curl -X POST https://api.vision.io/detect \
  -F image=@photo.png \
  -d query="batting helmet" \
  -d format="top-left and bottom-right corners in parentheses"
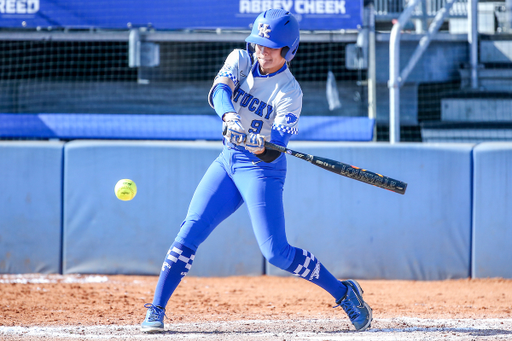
top-left (245, 9), bottom-right (300, 62)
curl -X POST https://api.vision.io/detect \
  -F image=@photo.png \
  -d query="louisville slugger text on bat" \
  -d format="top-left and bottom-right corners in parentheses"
top-left (264, 141), bottom-right (407, 195)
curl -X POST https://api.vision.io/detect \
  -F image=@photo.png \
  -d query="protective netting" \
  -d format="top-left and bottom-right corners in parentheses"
top-left (0, 38), bottom-right (367, 121)
top-left (1, 0), bottom-right (511, 142)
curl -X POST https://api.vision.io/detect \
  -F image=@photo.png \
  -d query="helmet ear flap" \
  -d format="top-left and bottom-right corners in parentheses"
top-left (248, 44), bottom-right (292, 60)
top-left (281, 46), bottom-right (299, 61)
top-left (280, 46), bottom-right (290, 59)
top-left (291, 46), bottom-right (299, 58)
top-left (246, 42), bottom-right (256, 57)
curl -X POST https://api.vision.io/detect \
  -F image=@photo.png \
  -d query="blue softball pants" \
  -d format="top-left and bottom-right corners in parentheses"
top-left (175, 144), bottom-right (296, 270)
top-left (151, 143), bottom-right (347, 308)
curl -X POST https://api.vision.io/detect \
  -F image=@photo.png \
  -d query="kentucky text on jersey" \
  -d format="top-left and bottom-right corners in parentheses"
top-left (233, 88), bottom-right (274, 120)
top-left (0, 0), bottom-right (39, 14)
top-left (239, 0), bottom-right (346, 14)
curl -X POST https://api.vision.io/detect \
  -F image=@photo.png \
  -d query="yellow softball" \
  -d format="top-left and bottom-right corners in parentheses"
top-left (114, 179), bottom-right (137, 201)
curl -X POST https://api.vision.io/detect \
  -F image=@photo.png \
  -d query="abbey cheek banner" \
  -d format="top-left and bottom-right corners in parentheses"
top-left (0, 0), bottom-right (362, 30)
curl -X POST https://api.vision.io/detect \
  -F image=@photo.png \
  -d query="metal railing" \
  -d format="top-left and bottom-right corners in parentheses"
top-left (375, 0), bottom-right (468, 19)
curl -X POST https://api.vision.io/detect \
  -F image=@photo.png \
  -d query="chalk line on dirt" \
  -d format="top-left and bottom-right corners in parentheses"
top-left (2, 318), bottom-right (512, 340)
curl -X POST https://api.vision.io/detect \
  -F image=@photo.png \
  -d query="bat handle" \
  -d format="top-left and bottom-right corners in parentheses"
top-left (264, 141), bottom-right (286, 153)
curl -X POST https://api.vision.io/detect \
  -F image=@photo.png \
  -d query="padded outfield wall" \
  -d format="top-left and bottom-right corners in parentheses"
top-left (1, 140), bottom-right (511, 279)
top-left (62, 140), bottom-right (261, 276)
top-left (270, 142), bottom-right (474, 280)
top-left (0, 141), bottom-right (64, 274)
top-left (472, 143), bottom-right (512, 279)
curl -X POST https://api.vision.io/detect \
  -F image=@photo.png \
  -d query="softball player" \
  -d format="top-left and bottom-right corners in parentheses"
top-left (141, 9), bottom-right (372, 333)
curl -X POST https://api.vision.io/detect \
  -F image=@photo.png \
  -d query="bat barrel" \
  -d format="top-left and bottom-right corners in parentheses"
top-left (312, 156), bottom-right (407, 195)
top-left (265, 141), bottom-right (407, 195)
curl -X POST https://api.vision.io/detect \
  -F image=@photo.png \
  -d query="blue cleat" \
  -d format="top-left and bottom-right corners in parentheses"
top-left (140, 303), bottom-right (166, 333)
top-left (335, 279), bottom-right (373, 331)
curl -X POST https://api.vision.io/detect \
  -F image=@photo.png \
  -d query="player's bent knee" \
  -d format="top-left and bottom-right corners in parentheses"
top-left (261, 243), bottom-right (294, 270)
top-left (175, 220), bottom-right (213, 252)
top-left (266, 254), bottom-right (289, 270)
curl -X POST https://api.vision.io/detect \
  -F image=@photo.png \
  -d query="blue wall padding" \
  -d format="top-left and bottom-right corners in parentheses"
top-left (3, 141), bottom-right (483, 280)
top-left (267, 142), bottom-right (474, 280)
top-left (472, 143), bottom-right (512, 278)
top-left (0, 141), bottom-right (64, 274)
top-left (0, 114), bottom-right (223, 140)
top-left (62, 140), bottom-right (261, 276)
top-left (0, 114), bottom-right (374, 142)
top-left (292, 116), bottom-right (374, 141)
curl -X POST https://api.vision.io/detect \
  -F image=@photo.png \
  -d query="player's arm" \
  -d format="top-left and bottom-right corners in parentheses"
top-left (251, 130), bottom-right (292, 162)
top-left (212, 81), bottom-right (246, 145)
top-left (247, 86), bottom-right (302, 160)
top-left (208, 49), bottom-right (250, 110)
top-left (209, 50), bottom-right (252, 145)
top-left (211, 81), bottom-right (236, 119)
top-left (246, 119), bottom-right (297, 160)
top-left (209, 77), bottom-right (235, 118)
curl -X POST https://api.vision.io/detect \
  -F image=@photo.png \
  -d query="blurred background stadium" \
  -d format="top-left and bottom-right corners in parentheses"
top-left (1, 0), bottom-right (512, 280)
top-left (1, 0), bottom-right (511, 141)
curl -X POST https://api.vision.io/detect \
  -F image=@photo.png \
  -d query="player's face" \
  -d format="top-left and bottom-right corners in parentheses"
top-left (254, 44), bottom-right (286, 75)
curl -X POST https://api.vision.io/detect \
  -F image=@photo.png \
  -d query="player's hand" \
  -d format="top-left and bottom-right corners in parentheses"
top-left (245, 133), bottom-right (265, 154)
top-left (222, 112), bottom-right (246, 145)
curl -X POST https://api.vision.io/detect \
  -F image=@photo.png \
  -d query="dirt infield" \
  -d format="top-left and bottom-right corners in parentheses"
top-left (1, 274), bottom-right (512, 340)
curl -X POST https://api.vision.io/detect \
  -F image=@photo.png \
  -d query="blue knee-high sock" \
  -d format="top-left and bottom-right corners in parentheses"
top-left (286, 248), bottom-right (347, 302)
top-left (152, 241), bottom-right (195, 308)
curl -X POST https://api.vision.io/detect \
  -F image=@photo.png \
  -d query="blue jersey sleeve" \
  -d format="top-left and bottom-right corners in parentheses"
top-left (207, 49), bottom-right (251, 109)
top-left (270, 128), bottom-right (292, 147)
top-left (211, 83), bottom-right (236, 119)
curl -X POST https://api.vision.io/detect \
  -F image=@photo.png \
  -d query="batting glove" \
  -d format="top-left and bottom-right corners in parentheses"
top-left (222, 112), bottom-right (246, 145)
top-left (245, 133), bottom-right (265, 154)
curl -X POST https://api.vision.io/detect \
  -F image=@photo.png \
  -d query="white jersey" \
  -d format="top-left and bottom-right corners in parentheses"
top-left (208, 49), bottom-right (303, 141)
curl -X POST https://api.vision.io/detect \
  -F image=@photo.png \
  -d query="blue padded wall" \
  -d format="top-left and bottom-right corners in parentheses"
top-left (63, 140), bottom-right (261, 276)
top-left (3, 140), bottom-right (481, 279)
top-left (0, 141), bottom-right (64, 274)
top-left (267, 142), bottom-right (474, 280)
top-left (0, 114), bottom-right (374, 142)
top-left (472, 143), bottom-right (512, 278)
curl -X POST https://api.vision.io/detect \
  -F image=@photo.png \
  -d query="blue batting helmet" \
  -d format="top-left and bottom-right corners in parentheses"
top-left (245, 9), bottom-right (300, 62)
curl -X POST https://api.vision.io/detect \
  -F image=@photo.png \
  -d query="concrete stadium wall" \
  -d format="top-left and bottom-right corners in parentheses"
top-left (2, 140), bottom-right (512, 279)
top-left (0, 141), bottom-right (64, 274)
top-left (472, 143), bottom-right (512, 278)
top-left (268, 142), bottom-right (475, 280)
